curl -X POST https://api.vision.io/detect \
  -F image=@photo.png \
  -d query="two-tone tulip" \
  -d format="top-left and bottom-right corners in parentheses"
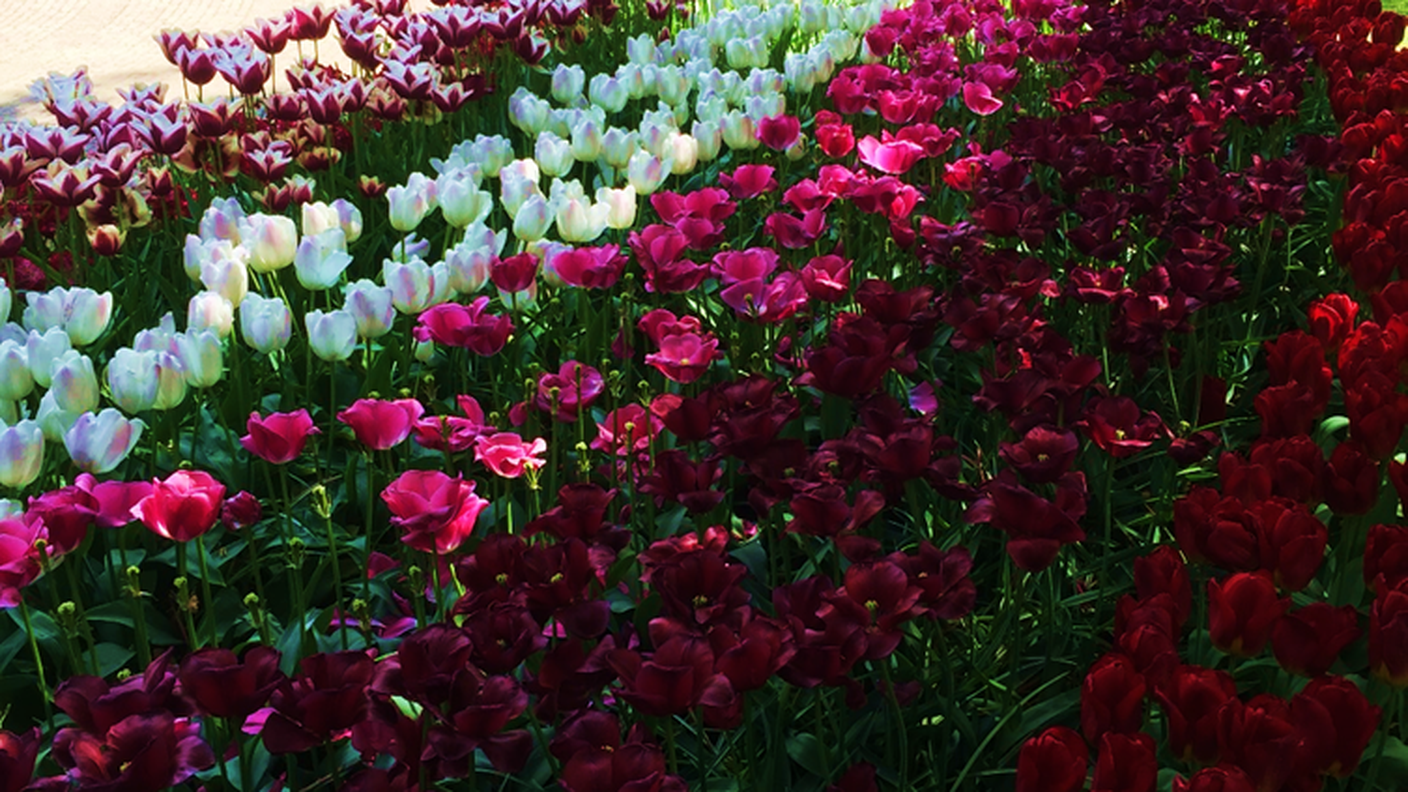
top-left (49, 350), bottom-right (98, 413)
top-left (64, 408), bottom-right (144, 474)
top-left (305, 309), bottom-right (358, 362)
top-left (343, 280), bottom-right (395, 339)
top-left (0, 420), bottom-right (43, 489)
top-left (239, 293), bottom-right (293, 354)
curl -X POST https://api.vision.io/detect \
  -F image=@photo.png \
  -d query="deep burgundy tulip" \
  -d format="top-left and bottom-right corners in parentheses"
top-left (25, 484), bottom-right (98, 555)
top-left (337, 398), bottom-right (425, 450)
top-left (50, 711), bottom-right (214, 791)
top-left (1090, 732), bottom-right (1157, 792)
top-left (1207, 571), bottom-right (1289, 658)
top-left (1172, 766), bottom-right (1256, 792)
top-left (608, 632), bottom-right (731, 718)
top-left (220, 490), bottom-right (262, 530)
top-left (0, 728), bottom-right (40, 791)
top-left (1252, 498), bottom-right (1327, 592)
top-left (965, 469), bottom-right (1085, 572)
top-left (1156, 664), bottom-right (1238, 765)
top-left (1365, 523), bottom-right (1408, 592)
top-left (890, 542), bottom-right (975, 620)
top-left (1272, 603), bottom-right (1360, 677)
top-left (178, 646), bottom-right (284, 720)
top-left (1370, 579), bottom-right (1408, 687)
top-left (1172, 486), bottom-right (1261, 571)
top-left (820, 561), bottom-right (925, 661)
top-left (1215, 695), bottom-right (1299, 792)
top-left (131, 470), bottom-right (227, 543)
top-left (377, 623), bottom-right (474, 707)
top-left (1134, 546), bottom-right (1192, 628)
top-left (263, 650), bottom-right (376, 753)
top-left (240, 409), bottom-right (319, 464)
top-left (1081, 653), bottom-right (1148, 744)
top-left (999, 425), bottom-right (1079, 484)
top-left (1290, 675), bottom-right (1381, 778)
top-left (1014, 726), bottom-right (1087, 792)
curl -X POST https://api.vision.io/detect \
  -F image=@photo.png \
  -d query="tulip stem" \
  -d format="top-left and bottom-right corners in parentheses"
top-left (324, 510), bottom-right (349, 650)
top-left (196, 535), bottom-right (218, 646)
top-left (176, 544), bottom-right (202, 650)
top-left (62, 560), bottom-right (102, 674)
top-left (1365, 689), bottom-right (1403, 791)
top-left (17, 598), bottom-right (54, 725)
top-left (879, 659), bottom-right (909, 791)
top-left (363, 450), bottom-right (377, 601)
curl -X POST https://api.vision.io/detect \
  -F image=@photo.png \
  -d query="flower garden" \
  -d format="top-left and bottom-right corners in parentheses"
top-left (0, 0), bottom-right (1405, 788)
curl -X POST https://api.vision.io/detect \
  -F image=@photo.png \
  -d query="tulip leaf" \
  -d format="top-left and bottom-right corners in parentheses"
top-left (785, 732), bottom-right (827, 778)
top-left (0, 627), bottom-right (25, 674)
top-left (1377, 734), bottom-right (1408, 784)
top-left (94, 642), bottom-right (135, 677)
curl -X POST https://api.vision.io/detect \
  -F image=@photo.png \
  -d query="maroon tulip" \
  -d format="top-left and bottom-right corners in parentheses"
top-left (1134, 546), bottom-right (1191, 628)
top-left (263, 651), bottom-right (376, 753)
top-left (1215, 695), bottom-right (1299, 792)
top-left (1252, 498), bottom-right (1327, 592)
top-left (377, 624), bottom-right (474, 707)
top-left (1365, 522), bottom-right (1408, 592)
top-left (1081, 653), bottom-right (1147, 744)
top-left (50, 712), bottom-right (214, 791)
top-left (999, 425), bottom-right (1079, 484)
top-left (1090, 732), bottom-right (1157, 792)
top-left (240, 409), bottom-right (319, 464)
top-left (607, 632), bottom-right (730, 718)
top-left (891, 542), bottom-right (976, 620)
top-left (1173, 487), bottom-right (1260, 571)
top-left (1015, 726), bottom-right (1087, 792)
top-left (965, 469), bottom-right (1085, 572)
top-left (1290, 675), bottom-right (1381, 778)
top-left (131, 470), bottom-right (227, 543)
top-left (1156, 664), bottom-right (1238, 765)
top-left (220, 490), bottom-right (262, 530)
top-left (1323, 441), bottom-right (1379, 515)
top-left (337, 398), bottom-right (425, 450)
top-left (178, 646), bottom-right (284, 721)
top-left (1078, 396), bottom-right (1170, 458)
top-left (0, 728), bottom-right (40, 792)
top-left (1207, 571), bottom-right (1289, 658)
top-left (709, 616), bottom-right (795, 693)
top-left (1370, 579), bottom-right (1408, 687)
top-left (1271, 603), bottom-right (1360, 677)
top-left (820, 561), bottom-right (925, 661)
top-left (1173, 766), bottom-right (1256, 792)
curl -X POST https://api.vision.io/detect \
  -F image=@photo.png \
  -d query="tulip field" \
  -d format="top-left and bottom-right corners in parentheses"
top-left (2, 0), bottom-right (1408, 788)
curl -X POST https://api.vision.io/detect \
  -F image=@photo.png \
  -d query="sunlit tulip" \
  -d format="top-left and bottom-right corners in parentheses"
top-left (152, 351), bottom-right (188, 411)
top-left (239, 214), bottom-right (298, 273)
top-left (509, 87), bottom-right (551, 134)
top-left (295, 228), bottom-right (353, 290)
top-left (589, 74), bottom-right (629, 113)
top-left (176, 330), bottom-right (223, 388)
top-left (552, 63), bottom-right (586, 105)
top-left (200, 196), bottom-right (245, 242)
top-left (387, 172), bottom-right (437, 232)
top-left (200, 248), bottom-right (249, 308)
top-left (20, 289), bottom-right (64, 333)
top-left (499, 159), bottom-right (541, 219)
top-left (556, 194), bottom-right (610, 243)
top-left (0, 420), bottom-right (43, 489)
top-left (570, 116), bottom-right (603, 162)
top-left (618, 63), bottom-right (648, 100)
top-left (25, 327), bottom-right (70, 388)
top-left (445, 236), bottom-right (495, 295)
top-left (188, 291), bottom-right (236, 338)
top-left (0, 341), bottom-right (33, 401)
top-left (627, 149), bottom-right (672, 195)
top-left (36, 390), bottom-right (80, 443)
top-left (722, 110), bottom-right (760, 150)
top-left (437, 170), bottom-right (493, 229)
top-left (471, 134), bottom-right (515, 178)
top-left (64, 408), bottom-right (144, 474)
top-left (107, 348), bottom-right (159, 414)
top-left (301, 198), bottom-right (362, 242)
top-left (692, 119), bottom-right (723, 162)
top-left (535, 132), bottom-right (574, 178)
top-left (665, 132), bottom-right (698, 175)
top-left (49, 350), bottom-right (98, 413)
top-left (343, 280), bottom-right (395, 339)
top-left (305, 309), bottom-right (358, 361)
top-left (601, 127), bottom-right (638, 170)
top-left (239, 293), bottom-right (293, 354)
top-left (383, 257), bottom-right (445, 315)
top-left (513, 193), bottom-right (554, 243)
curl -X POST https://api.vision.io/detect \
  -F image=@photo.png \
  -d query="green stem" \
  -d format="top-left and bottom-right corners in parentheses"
top-left (176, 543), bottom-right (201, 650)
top-left (18, 598), bottom-right (53, 724)
top-left (196, 535), bottom-right (218, 647)
top-left (63, 560), bottom-right (101, 673)
top-left (325, 510), bottom-right (349, 651)
top-left (879, 660), bottom-right (909, 791)
top-left (1364, 689), bottom-right (1403, 791)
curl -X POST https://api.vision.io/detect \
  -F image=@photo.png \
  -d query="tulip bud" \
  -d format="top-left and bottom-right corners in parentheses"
top-left (239, 213), bottom-right (298, 273)
top-left (188, 291), bottom-right (236, 338)
top-left (107, 348), bottom-right (159, 414)
top-left (294, 228), bottom-right (353, 290)
top-left (665, 132), bottom-right (698, 175)
top-left (89, 224), bottom-right (124, 256)
top-left (555, 195), bottom-right (610, 243)
top-left (509, 87), bottom-right (550, 135)
top-left (199, 196), bottom-right (245, 242)
top-left (0, 340), bottom-right (34, 401)
top-left (601, 127), bottom-right (639, 170)
top-left (302, 198), bottom-right (363, 242)
top-left (176, 329), bottom-right (223, 388)
top-left (436, 170), bottom-right (493, 228)
top-left (49, 350), bottom-right (99, 413)
top-left (722, 110), bottom-right (760, 150)
top-left (0, 419), bottom-right (43, 489)
top-left (444, 236), bottom-right (495, 295)
top-left (306, 309), bottom-right (358, 361)
top-left (570, 115), bottom-right (604, 162)
top-left (343, 279), bottom-right (396, 338)
top-left (25, 327), bottom-right (71, 389)
top-left (513, 193), bottom-right (554, 243)
top-left (20, 289), bottom-right (64, 333)
top-left (239, 293), bottom-right (293, 354)
top-left (551, 63), bottom-right (586, 105)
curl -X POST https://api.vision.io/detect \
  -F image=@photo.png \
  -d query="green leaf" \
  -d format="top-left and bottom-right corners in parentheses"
top-left (785, 733), bottom-right (826, 778)
top-left (95, 643), bottom-right (135, 677)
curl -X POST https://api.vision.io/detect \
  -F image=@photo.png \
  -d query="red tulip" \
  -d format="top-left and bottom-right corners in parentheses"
top-left (1156, 664), bottom-right (1238, 765)
top-left (336, 398), bottom-right (425, 450)
top-left (1290, 675), bottom-right (1381, 778)
top-left (1081, 653), bottom-right (1147, 744)
top-left (132, 470), bottom-right (227, 542)
top-left (1370, 579), bottom-right (1408, 687)
top-left (1090, 732), bottom-right (1157, 792)
top-left (1207, 571), bottom-right (1289, 658)
top-left (1271, 603), bottom-right (1360, 677)
top-left (1015, 726), bottom-right (1087, 792)
top-left (178, 646), bottom-right (284, 720)
top-left (1172, 766), bottom-right (1255, 792)
top-left (240, 409), bottom-right (319, 464)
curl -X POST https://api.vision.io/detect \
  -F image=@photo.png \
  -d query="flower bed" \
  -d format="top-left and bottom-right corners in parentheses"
top-left (0, 0), bottom-right (1403, 789)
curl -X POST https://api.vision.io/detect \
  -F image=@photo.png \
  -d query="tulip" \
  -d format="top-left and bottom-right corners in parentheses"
top-left (721, 110), bottom-right (759, 150)
top-left (508, 87), bottom-right (550, 134)
top-left (176, 329), bottom-right (223, 388)
top-left (556, 194), bottom-right (610, 243)
top-left (1015, 727), bottom-right (1087, 792)
top-left (535, 131), bottom-right (574, 178)
top-left (36, 391), bottom-right (80, 442)
top-left (589, 74), bottom-right (629, 113)
top-left (1208, 571), bottom-right (1289, 658)
top-left (239, 214), bottom-right (298, 273)
top-left (200, 196), bottom-right (245, 242)
top-left (107, 348), bottom-right (158, 414)
top-left (301, 198), bottom-right (363, 242)
top-left (305, 309), bottom-right (358, 362)
top-left (0, 420), bottom-right (43, 489)
top-left (241, 410), bottom-right (319, 464)
top-left (239, 293), bottom-right (293, 354)
top-left (295, 228), bottom-right (353, 290)
top-left (387, 172), bottom-right (437, 232)
top-left (499, 159), bottom-right (540, 218)
top-left (627, 149), bottom-right (671, 195)
top-left (24, 327), bottom-right (70, 389)
top-left (382, 469), bottom-right (489, 554)
top-left (0, 341), bottom-right (33, 401)
top-left (343, 280), bottom-right (396, 338)
top-left (513, 194), bottom-right (554, 243)
top-left (551, 63), bottom-right (586, 105)
top-left (665, 132), bottom-right (698, 175)
top-left (0, 276), bottom-right (9, 323)
top-left (474, 432), bottom-right (547, 479)
top-left (601, 127), bottom-right (638, 169)
top-left (444, 237), bottom-right (495, 295)
top-left (185, 290), bottom-right (234, 338)
top-left (21, 288), bottom-right (65, 332)
top-left (570, 116), bottom-right (603, 162)
top-left (692, 119), bottom-right (723, 162)
top-left (64, 408), bottom-right (144, 474)
top-left (132, 469), bottom-right (226, 542)
top-left (151, 351), bottom-right (188, 411)
top-left (200, 249), bottom-right (249, 308)
top-left (383, 257), bottom-right (446, 315)
top-left (436, 170), bottom-right (492, 228)
top-left (596, 185), bottom-right (637, 229)
top-left (49, 350), bottom-right (98, 413)
top-left (337, 398), bottom-right (425, 450)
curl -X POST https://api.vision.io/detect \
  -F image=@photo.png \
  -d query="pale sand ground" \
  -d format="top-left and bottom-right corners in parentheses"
top-left (0, 0), bottom-right (367, 122)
